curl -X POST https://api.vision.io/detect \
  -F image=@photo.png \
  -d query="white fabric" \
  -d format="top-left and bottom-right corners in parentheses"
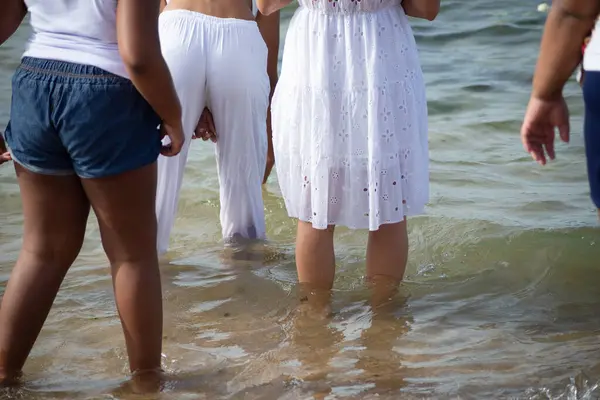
top-left (156, 10), bottom-right (270, 254)
top-left (23, 0), bottom-right (127, 78)
top-left (165, 0), bottom-right (259, 16)
top-left (584, 19), bottom-right (600, 72)
top-left (272, 0), bottom-right (429, 231)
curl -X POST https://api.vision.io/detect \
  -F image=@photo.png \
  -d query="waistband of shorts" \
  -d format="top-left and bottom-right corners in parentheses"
top-left (17, 57), bottom-right (130, 85)
top-left (160, 9), bottom-right (258, 28)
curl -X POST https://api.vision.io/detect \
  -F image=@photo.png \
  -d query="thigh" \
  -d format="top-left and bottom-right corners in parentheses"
top-left (81, 163), bottom-right (158, 263)
top-left (14, 164), bottom-right (89, 264)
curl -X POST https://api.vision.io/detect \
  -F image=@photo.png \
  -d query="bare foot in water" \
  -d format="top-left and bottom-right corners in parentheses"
top-left (128, 368), bottom-right (165, 395)
top-left (0, 368), bottom-right (21, 388)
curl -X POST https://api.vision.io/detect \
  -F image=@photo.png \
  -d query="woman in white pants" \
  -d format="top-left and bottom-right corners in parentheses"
top-left (156, 0), bottom-right (280, 254)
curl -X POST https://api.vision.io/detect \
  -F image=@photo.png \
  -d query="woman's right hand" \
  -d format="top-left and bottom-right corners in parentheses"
top-left (521, 95), bottom-right (570, 166)
top-left (160, 121), bottom-right (185, 157)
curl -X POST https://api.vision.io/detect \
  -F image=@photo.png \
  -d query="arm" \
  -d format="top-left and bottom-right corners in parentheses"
top-left (532, 0), bottom-right (599, 100)
top-left (402, 0), bottom-right (440, 21)
top-left (256, 11), bottom-right (280, 92)
top-left (117, 0), bottom-right (181, 127)
top-left (256, 0), bottom-right (291, 16)
top-left (1, 0), bottom-right (27, 45)
top-left (256, 11), bottom-right (280, 183)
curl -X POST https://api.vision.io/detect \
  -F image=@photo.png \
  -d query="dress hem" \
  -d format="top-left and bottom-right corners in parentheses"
top-left (287, 206), bottom-right (427, 231)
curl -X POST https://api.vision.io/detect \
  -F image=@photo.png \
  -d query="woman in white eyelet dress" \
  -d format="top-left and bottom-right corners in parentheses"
top-left (257, 0), bottom-right (438, 293)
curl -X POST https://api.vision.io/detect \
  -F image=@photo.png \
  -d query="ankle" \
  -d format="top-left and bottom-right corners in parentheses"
top-left (0, 368), bottom-right (21, 387)
top-left (130, 368), bottom-right (164, 394)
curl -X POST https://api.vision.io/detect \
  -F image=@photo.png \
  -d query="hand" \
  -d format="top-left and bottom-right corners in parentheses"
top-left (193, 107), bottom-right (217, 143)
top-left (263, 146), bottom-right (274, 184)
top-left (160, 121), bottom-right (185, 157)
top-left (521, 95), bottom-right (570, 165)
top-left (263, 109), bottom-right (275, 184)
top-left (0, 134), bottom-right (12, 165)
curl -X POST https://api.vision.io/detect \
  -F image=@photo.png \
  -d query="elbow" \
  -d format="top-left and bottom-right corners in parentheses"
top-left (119, 47), bottom-right (159, 75)
top-left (423, 5), bottom-right (439, 21)
top-left (403, 1), bottom-right (440, 21)
top-left (257, 6), bottom-right (276, 16)
top-left (256, 0), bottom-right (284, 16)
top-left (121, 57), bottom-right (151, 75)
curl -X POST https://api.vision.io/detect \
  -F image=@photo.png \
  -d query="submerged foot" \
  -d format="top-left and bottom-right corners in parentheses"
top-left (0, 369), bottom-right (22, 388)
top-left (130, 368), bottom-right (165, 394)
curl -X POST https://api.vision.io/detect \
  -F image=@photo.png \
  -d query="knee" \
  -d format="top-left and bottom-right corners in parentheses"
top-left (102, 239), bottom-right (158, 267)
top-left (98, 214), bottom-right (158, 265)
top-left (21, 231), bottom-right (85, 268)
top-left (370, 220), bottom-right (408, 238)
top-left (298, 221), bottom-right (335, 233)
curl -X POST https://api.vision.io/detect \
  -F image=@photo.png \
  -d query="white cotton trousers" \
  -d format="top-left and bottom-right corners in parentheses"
top-left (156, 10), bottom-right (270, 255)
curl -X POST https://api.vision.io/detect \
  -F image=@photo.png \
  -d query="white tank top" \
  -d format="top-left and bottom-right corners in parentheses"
top-left (22, 0), bottom-right (127, 78)
top-left (584, 19), bottom-right (600, 72)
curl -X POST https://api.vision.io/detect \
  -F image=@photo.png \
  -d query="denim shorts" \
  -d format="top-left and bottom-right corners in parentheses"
top-left (583, 71), bottom-right (600, 209)
top-left (4, 57), bottom-right (161, 178)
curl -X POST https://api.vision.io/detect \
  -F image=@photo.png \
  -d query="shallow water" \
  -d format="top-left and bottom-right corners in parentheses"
top-left (2, 1), bottom-right (600, 399)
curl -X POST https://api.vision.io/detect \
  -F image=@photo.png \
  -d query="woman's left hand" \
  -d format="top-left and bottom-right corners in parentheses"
top-left (0, 134), bottom-right (12, 165)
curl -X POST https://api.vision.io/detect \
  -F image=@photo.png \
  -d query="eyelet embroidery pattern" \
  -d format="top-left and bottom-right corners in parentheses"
top-left (271, 0), bottom-right (429, 230)
top-left (308, 0), bottom-right (399, 14)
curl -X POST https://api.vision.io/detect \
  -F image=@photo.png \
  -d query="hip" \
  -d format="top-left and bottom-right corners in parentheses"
top-left (6, 57), bottom-right (160, 179)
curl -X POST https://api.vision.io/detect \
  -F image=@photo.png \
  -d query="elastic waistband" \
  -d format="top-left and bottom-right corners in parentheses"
top-left (160, 9), bottom-right (257, 28)
top-left (17, 57), bottom-right (129, 85)
top-left (297, 2), bottom-right (402, 16)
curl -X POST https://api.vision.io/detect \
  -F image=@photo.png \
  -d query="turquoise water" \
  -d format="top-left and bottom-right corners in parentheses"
top-left (2, 2), bottom-right (600, 399)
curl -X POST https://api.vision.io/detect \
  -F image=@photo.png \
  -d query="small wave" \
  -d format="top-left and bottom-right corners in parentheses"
top-left (417, 23), bottom-right (533, 42)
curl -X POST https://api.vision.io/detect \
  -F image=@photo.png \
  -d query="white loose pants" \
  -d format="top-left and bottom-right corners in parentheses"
top-left (156, 10), bottom-right (270, 254)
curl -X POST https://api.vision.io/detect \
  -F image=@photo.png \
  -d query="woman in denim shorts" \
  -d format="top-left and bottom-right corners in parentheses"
top-left (0, 0), bottom-right (185, 384)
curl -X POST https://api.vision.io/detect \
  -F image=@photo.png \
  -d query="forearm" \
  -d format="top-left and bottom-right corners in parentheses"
top-left (1, 0), bottom-right (27, 45)
top-left (256, 0), bottom-right (291, 16)
top-left (402, 0), bottom-right (440, 21)
top-left (117, 0), bottom-right (181, 125)
top-left (532, 0), bottom-right (599, 100)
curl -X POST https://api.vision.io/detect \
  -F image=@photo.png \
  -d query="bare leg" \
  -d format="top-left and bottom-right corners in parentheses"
top-left (295, 221), bottom-right (336, 290)
top-left (81, 163), bottom-right (162, 374)
top-left (0, 165), bottom-right (89, 384)
top-left (366, 220), bottom-right (409, 307)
